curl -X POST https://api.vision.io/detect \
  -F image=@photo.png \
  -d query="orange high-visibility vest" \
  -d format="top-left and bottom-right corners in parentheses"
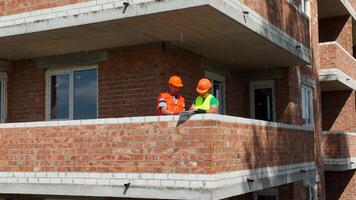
top-left (157, 92), bottom-right (185, 115)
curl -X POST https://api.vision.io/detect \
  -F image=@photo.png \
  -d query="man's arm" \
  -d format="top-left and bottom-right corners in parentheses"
top-left (189, 104), bottom-right (195, 111)
top-left (207, 105), bottom-right (218, 114)
top-left (207, 97), bottom-right (219, 114)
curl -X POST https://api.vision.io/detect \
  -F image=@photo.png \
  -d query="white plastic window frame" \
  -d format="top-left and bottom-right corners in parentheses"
top-left (0, 73), bottom-right (7, 123)
top-left (204, 71), bottom-right (226, 114)
top-left (301, 83), bottom-right (314, 127)
top-left (45, 65), bottom-right (98, 121)
top-left (308, 184), bottom-right (318, 200)
top-left (288, 0), bottom-right (310, 18)
top-left (249, 80), bottom-right (276, 122)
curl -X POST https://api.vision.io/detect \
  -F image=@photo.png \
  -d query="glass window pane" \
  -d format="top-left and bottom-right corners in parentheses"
top-left (51, 74), bottom-right (70, 119)
top-left (73, 69), bottom-right (97, 119)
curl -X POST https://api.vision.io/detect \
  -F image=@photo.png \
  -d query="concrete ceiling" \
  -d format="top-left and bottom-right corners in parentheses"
top-left (0, 6), bottom-right (307, 70)
top-left (318, 0), bottom-right (350, 19)
top-left (320, 80), bottom-right (354, 91)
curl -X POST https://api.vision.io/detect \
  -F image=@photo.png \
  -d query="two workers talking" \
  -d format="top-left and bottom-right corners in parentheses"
top-left (157, 75), bottom-right (219, 115)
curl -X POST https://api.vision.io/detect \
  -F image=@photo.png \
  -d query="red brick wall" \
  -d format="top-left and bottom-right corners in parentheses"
top-left (225, 70), bottom-right (250, 118)
top-left (5, 43), bottom-right (310, 127)
top-left (318, 43), bottom-right (356, 80)
top-left (273, 66), bottom-right (313, 125)
top-left (325, 170), bottom-right (356, 200)
top-left (5, 43), bottom-right (204, 122)
top-left (319, 16), bottom-right (353, 55)
top-left (321, 133), bottom-right (356, 159)
top-left (98, 43), bottom-right (203, 118)
top-left (0, 120), bottom-right (313, 173)
top-left (7, 60), bottom-right (45, 123)
top-left (321, 91), bottom-right (356, 132)
top-left (242, 0), bottom-right (310, 47)
top-left (0, 0), bottom-right (90, 16)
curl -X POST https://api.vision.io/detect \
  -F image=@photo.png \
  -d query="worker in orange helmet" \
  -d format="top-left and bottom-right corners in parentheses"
top-left (157, 75), bottom-right (185, 115)
top-left (189, 78), bottom-right (219, 114)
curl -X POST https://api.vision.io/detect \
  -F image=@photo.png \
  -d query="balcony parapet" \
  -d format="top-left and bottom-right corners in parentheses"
top-left (322, 131), bottom-right (356, 171)
top-left (0, 114), bottom-right (315, 199)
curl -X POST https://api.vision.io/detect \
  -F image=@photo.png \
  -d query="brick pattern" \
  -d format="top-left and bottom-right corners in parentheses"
top-left (7, 60), bottom-right (45, 123)
top-left (5, 43), bottom-right (310, 126)
top-left (319, 16), bottom-right (353, 55)
top-left (242, 0), bottom-right (310, 47)
top-left (321, 91), bottom-right (356, 132)
top-left (319, 42), bottom-right (356, 80)
top-left (0, 0), bottom-right (89, 16)
top-left (321, 132), bottom-right (356, 159)
top-left (225, 70), bottom-right (250, 118)
top-left (98, 43), bottom-right (202, 118)
top-left (0, 117), bottom-right (314, 173)
top-left (325, 170), bottom-right (356, 200)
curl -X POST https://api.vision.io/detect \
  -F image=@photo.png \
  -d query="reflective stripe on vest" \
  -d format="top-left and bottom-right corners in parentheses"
top-left (194, 94), bottom-right (213, 111)
top-left (158, 92), bottom-right (185, 115)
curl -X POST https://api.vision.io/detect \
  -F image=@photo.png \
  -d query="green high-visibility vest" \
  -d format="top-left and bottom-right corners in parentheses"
top-left (194, 94), bottom-right (213, 111)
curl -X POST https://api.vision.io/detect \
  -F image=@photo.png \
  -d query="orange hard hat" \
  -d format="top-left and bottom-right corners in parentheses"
top-left (168, 75), bottom-right (183, 87)
top-left (196, 78), bottom-right (212, 94)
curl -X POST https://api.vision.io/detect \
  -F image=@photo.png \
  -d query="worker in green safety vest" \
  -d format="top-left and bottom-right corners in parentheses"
top-left (189, 78), bottom-right (219, 114)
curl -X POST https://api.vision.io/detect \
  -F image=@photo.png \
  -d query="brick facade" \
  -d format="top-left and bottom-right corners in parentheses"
top-left (321, 133), bottom-right (356, 159)
top-left (242, 0), bottom-right (310, 47)
top-left (319, 16), bottom-right (353, 55)
top-left (325, 170), bottom-right (356, 200)
top-left (7, 60), bottom-right (45, 122)
top-left (98, 43), bottom-right (203, 118)
top-left (321, 91), bottom-right (356, 132)
top-left (5, 43), bottom-right (309, 126)
top-left (0, 118), bottom-right (313, 173)
top-left (0, 0), bottom-right (90, 16)
top-left (0, 0), bottom-right (354, 199)
top-left (318, 43), bottom-right (356, 80)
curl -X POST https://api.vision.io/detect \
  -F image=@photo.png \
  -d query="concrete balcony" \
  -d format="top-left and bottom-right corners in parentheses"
top-left (318, 0), bottom-right (356, 19)
top-left (0, 0), bottom-right (310, 70)
top-left (322, 132), bottom-right (356, 171)
top-left (318, 42), bottom-right (356, 91)
top-left (0, 114), bottom-right (315, 200)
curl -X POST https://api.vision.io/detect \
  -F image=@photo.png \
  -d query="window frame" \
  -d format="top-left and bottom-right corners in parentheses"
top-left (45, 65), bottom-right (98, 121)
top-left (301, 83), bottom-right (314, 127)
top-left (249, 80), bottom-right (276, 122)
top-left (0, 73), bottom-right (7, 123)
top-left (204, 71), bottom-right (226, 114)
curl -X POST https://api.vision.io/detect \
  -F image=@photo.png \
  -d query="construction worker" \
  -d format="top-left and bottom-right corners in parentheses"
top-left (157, 75), bottom-right (185, 115)
top-left (189, 78), bottom-right (219, 114)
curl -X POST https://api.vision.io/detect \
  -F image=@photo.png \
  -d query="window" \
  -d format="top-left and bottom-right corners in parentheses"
top-left (250, 81), bottom-right (276, 121)
top-left (254, 188), bottom-right (279, 200)
top-left (204, 71), bottom-right (226, 114)
top-left (0, 73), bottom-right (7, 123)
top-left (46, 66), bottom-right (98, 120)
top-left (301, 84), bottom-right (314, 126)
top-left (300, 0), bottom-right (310, 17)
top-left (307, 184), bottom-right (318, 200)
